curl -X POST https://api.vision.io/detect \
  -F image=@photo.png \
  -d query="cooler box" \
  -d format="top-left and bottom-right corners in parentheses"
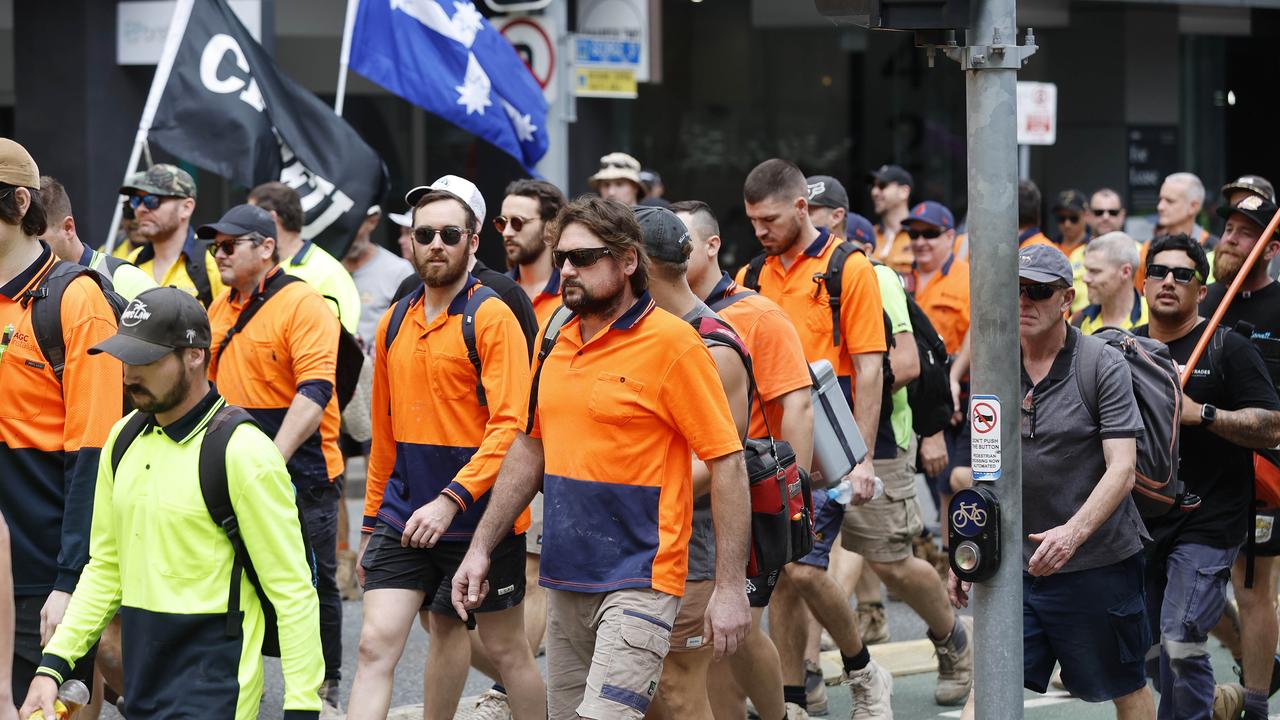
top-left (810, 359), bottom-right (868, 482)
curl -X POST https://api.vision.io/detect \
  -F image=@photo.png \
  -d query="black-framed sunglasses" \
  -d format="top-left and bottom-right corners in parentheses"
top-left (906, 227), bottom-right (944, 240)
top-left (873, 181), bottom-right (891, 191)
top-left (129, 194), bottom-right (167, 211)
top-left (493, 215), bottom-right (536, 233)
top-left (208, 237), bottom-right (260, 257)
top-left (413, 225), bottom-right (470, 246)
top-left (553, 247), bottom-right (613, 269)
top-left (1146, 264), bottom-right (1199, 285)
top-left (1055, 214), bottom-right (1081, 224)
top-left (1090, 208), bottom-right (1123, 217)
top-left (1019, 283), bottom-right (1058, 301)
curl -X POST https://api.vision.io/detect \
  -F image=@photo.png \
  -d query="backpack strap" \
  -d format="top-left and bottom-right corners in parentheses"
top-left (818, 242), bottom-right (861, 348)
top-left (1073, 331), bottom-right (1106, 424)
top-left (186, 242), bottom-right (214, 308)
top-left (109, 411), bottom-right (153, 478)
top-left (26, 261), bottom-right (109, 384)
top-left (741, 254), bottom-right (767, 292)
top-left (462, 285), bottom-right (502, 408)
top-left (214, 272), bottom-right (302, 370)
top-left (707, 289), bottom-right (755, 314)
top-left (384, 285), bottom-right (424, 353)
top-left (198, 404), bottom-right (261, 641)
top-left (525, 305), bottom-right (577, 434)
top-left (692, 315), bottom-right (759, 434)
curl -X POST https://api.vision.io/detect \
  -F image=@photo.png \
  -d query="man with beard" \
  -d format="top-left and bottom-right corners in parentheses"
top-left (122, 165), bottom-right (224, 307)
top-left (1087, 188), bottom-right (1128, 238)
top-left (1199, 194), bottom-right (1280, 718)
top-left (501, 179), bottom-right (567, 327)
top-left (347, 182), bottom-right (545, 720)
top-left (453, 196), bottom-right (751, 720)
top-left (1136, 234), bottom-right (1280, 719)
top-left (867, 164), bottom-right (915, 275)
top-left (202, 204), bottom-right (347, 716)
top-left (22, 287), bottom-right (324, 720)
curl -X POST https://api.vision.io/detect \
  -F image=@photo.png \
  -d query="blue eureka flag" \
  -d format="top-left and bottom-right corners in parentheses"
top-left (349, 0), bottom-right (550, 172)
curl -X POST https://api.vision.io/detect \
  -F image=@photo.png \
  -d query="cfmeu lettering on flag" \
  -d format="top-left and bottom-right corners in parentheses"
top-left (198, 33), bottom-right (354, 240)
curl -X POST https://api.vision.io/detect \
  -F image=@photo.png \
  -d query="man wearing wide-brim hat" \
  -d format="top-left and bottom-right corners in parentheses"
top-left (587, 152), bottom-right (646, 206)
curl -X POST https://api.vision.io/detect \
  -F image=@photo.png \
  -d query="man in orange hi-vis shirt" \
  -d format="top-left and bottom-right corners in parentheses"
top-left (0, 139), bottom-right (121, 707)
top-left (346, 179), bottom-right (544, 720)
top-left (453, 196), bottom-right (751, 720)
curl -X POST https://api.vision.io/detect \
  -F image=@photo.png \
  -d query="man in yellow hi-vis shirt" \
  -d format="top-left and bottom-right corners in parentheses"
top-left (20, 287), bottom-right (322, 720)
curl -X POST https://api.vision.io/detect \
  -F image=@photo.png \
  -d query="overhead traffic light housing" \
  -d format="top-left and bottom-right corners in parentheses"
top-left (814, 0), bottom-right (971, 31)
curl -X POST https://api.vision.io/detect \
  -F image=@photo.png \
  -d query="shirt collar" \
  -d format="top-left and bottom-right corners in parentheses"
top-left (1018, 227), bottom-right (1042, 243)
top-left (802, 227), bottom-right (833, 258)
top-left (229, 266), bottom-right (285, 306)
top-left (0, 241), bottom-right (53, 300)
top-left (611, 291), bottom-right (656, 331)
top-left (146, 386), bottom-right (225, 444)
top-left (446, 275), bottom-right (482, 316)
top-left (1129, 288), bottom-right (1145, 324)
top-left (180, 226), bottom-right (202, 260)
top-left (287, 238), bottom-right (314, 267)
top-left (705, 271), bottom-right (738, 306)
top-left (78, 246), bottom-right (96, 268)
top-left (1021, 323), bottom-right (1080, 388)
top-left (508, 264), bottom-right (561, 295)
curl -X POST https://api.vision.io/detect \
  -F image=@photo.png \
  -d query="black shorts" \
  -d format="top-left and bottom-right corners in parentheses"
top-left (747, 569), bottom-right (780, 608)
top-left (361, 522), bottom-right (526, 613)
top-left (12, 594), bottom-right (97, 706)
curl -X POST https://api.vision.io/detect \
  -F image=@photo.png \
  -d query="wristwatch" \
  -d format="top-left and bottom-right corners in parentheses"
top-left (1200, 403), bottom-right (1218, 426)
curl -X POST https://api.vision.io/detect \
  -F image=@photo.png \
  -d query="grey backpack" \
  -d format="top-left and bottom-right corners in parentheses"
top-left (1074, 327), bottom-right (1190, 518)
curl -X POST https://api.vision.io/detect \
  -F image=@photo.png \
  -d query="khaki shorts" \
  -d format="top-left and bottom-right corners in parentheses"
top-left (528, 492), bottom-right (544, 556)
top-left (840, 440), bottom-right (923, 563)
top-left (546, 587), bottom-right (680, 720)
top-left (668, 580), bottom-right (714, 652)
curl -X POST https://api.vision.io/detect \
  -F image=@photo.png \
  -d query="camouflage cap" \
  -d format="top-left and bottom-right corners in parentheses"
top-left (120, 163), bottom-right (197, 199)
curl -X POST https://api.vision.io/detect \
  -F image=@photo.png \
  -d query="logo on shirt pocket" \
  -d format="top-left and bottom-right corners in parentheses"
top-left (587, 373), bottom-right (645, 426)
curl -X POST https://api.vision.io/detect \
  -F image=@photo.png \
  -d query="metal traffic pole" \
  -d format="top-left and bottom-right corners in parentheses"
top-left (944, 0), bottom-right (1037, 716)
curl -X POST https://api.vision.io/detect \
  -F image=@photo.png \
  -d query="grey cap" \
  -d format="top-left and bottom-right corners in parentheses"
top-left (807, 175), bottom-right (849, 211)
top-left (1018, 244), bottom-right (1073, 286)
top-left (89, 287), bottom-right (212, 365)
top-left (635, 206), bottom-right (692, 264)
top-left (196, 203), bottom-right (276, 240)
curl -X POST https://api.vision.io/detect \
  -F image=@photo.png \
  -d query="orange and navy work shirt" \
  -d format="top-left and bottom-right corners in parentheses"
top-left (704, 273), bottom-right (812, 440)
top-left (364, 277), bottom-right (531, 540)
top-left (736, 228), bottom-right (887, 402)
top-left (208, 270), bottom-right (343, 488)
top-left (872, 225), bottom-right (914, 275)
top-left (530, 293), bottom-right (743, 596)
top-left (1018, 227), bottom-right (1057, 250)
top-left (911, 254), bottom-right (971, 355)
top-left (508, 265), bottom-right (563, 329)
top-left (0, 244), bottom-right (121, 595)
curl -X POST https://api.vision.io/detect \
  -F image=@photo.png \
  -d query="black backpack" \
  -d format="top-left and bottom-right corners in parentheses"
top-left (24, 260), bottom-right (129, 384)
top-left (901, 289), bottom-right (955, 436)
top-left (215, 272), bottom-right (364, 411)
top-left (110, 404), bottom-right (317, 657)
top-left (384, 283), bottom-right (502, 407)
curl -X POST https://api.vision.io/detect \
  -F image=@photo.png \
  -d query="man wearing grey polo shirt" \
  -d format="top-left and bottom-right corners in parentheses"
top-left (951, 245), bottom-right (1154, 719)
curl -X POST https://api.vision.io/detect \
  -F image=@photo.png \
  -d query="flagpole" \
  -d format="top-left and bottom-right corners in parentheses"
top-left (335, 0), bottom-right (361, 116)
top-left (106, 0), bottom-right (197, 252)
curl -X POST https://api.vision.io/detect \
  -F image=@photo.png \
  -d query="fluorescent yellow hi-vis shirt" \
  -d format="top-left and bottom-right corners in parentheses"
top-left (280, 239), bottom-right (362, 334)
top-left (38, 392), bottom-right (323, 719)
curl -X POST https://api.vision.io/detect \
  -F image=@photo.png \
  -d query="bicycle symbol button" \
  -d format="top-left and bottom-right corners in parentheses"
top-left (951, 502), bottom-right (988, 534)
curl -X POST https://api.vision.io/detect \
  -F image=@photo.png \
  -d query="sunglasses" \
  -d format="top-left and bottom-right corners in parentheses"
top-left (413, 225), bottom-right (470, 246)
top-left (208, 237), bottom-right (259, 257)
top-left (553, 247), bottom-right (613, 269)
top-left (1019, 283), bottom-right (1059, 301)
top-left (1146, 264), bottom-right (1199, 285)
top-left (873, 181), bottom-right (891, 191)
top-left (906, 227), bottom-right (944, 240)
top-left (129, 194), bottom-right (168, 211)
top-left (493, 215), bottom-right (536, 233)
top-left (1090, 208), bottom-right (1123, 217)
top-left (1055, 214), bottom-right (1081, 224)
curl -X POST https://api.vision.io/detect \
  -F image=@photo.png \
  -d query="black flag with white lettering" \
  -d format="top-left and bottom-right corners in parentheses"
top-left (148, 0), bottom-right (387, 257)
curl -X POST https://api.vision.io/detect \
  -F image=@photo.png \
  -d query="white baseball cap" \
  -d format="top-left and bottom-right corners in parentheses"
top-left (388, 211), bottom-right (412, 228)
top-left (404, 175), bottom-right (486, 231)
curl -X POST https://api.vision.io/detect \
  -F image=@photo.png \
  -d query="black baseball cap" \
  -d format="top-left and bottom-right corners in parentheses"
top-left (1053, 189), bottom-right (1088, 214)
top-left (1221, 175), bottom-right (1276, 204)
top-left (635, 206), bottom-right (692, 263)
top-left (1216, 193), bottom-right (1279, 230)
top-left (196, 203), bottom-right (276, 240)
top-left (806, 175), bottom-right (850, 211)
top-left (866, 164), bottom-right (913, 188)
top-left (89, 287), bottom-right (212, 365)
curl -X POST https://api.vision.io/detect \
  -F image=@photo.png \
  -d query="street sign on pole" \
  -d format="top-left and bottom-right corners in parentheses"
top-left (1016, 81), bottom-right (1057, 145)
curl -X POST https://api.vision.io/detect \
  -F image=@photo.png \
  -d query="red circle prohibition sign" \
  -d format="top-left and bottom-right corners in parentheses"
top-left (972, 402), bottom-right (997, 434)
top-left (499, 17), bottom-right (555, 90)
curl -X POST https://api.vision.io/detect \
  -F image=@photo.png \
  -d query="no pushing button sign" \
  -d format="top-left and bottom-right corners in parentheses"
top-left (970, 394), bottom-right (1001, 481)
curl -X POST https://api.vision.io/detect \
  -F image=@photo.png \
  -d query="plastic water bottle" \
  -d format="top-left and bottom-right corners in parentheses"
top-left (828, 476), bottom-right (884, 505)
top-left (26, 679), bottom-right (90, 719)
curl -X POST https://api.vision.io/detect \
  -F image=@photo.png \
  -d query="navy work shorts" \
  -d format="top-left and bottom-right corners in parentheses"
top-left (795, 489), bottom-right (843, 570)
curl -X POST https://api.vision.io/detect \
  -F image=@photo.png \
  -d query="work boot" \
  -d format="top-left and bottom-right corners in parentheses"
top-left (931, 615), bottom-right (973, 706)
top-left (1212, 683), bottom-right (1244, 720)
top-left (462, 688), bottom-right (512, 720)
top-left (318, 679), bottom-right (342, 719)
top-left (856, 602), bottom-right (891, 645)
top-left (337, 547), bottom-right (362, 600)
top-left (843, 659), bottom-right (893, 720)
top-left (786, 701), bottom-right (812, 720)
top-left (805, 659), bottom-right (830, 716)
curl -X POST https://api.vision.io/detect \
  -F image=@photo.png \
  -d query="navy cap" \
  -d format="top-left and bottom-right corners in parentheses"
top-left (196, 203), bottom-right (276, 240)
top-left (806, 175), bottom-right (850, 211)
top-left (867, 164), bottom-right (913, 188)
top-left (905, 201), bottom-right (955, 231)
top-left (1018, 244), bottom-right (1073, 286)
top-left (846, 212), bottom-right (877, 248)
top-left (635, 206), bottom-right (692, 264)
